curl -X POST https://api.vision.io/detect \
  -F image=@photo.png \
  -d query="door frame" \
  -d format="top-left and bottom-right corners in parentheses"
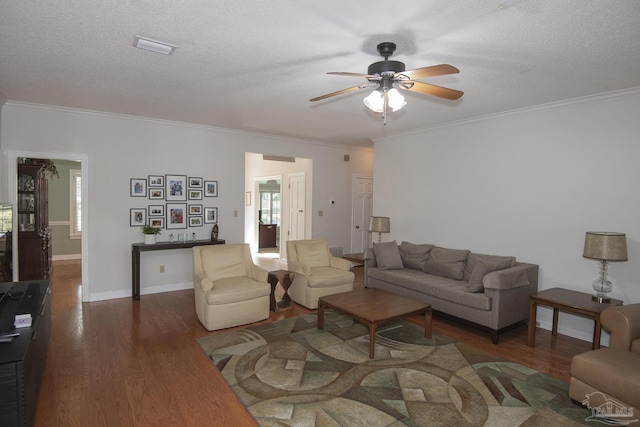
top-left (7, 150), bottom-right (89, 301)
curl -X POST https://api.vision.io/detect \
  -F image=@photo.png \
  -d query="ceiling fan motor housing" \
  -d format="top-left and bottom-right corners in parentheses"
top-left (368, 60), bottom-right (405, 76)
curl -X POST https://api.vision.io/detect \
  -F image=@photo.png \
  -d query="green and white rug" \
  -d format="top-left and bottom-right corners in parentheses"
top-left (197, 313), bottom-right (591, 426)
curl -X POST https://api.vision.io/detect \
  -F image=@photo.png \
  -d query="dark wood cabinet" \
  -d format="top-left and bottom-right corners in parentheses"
top-left (17, 164), bottom-right (51, 281)
top-left (0, 281), bottom-right (51, 427)
top-left (259, 224), bottom-right (277, 248)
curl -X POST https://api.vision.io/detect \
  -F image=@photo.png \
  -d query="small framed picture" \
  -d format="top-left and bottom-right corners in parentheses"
top-left (188, 189), bottom-right (203, 200)
top-left (148, 205), bottom-right (165, 217)
top-left (204, 180), bottom-right (218, 197)
top-left (204, 207), bottom-right (218, 224)
top-left (189, 216), bottom-right (203, 227)
top-left (149, 217), bottom-right (164, 228)
top-left (149, 188), bottom-right (165, 200)
top-left (130, 208), bottom-right (146, 226)
top-left (189, 204), bottom-right (203, 215)
top-left (148, 175), bottom-right (164, 187)
top-left (166, 174), bottom-right (187, 201)
top-left (166, 203), bottom-right (187, 229)
top-left (188, 177), bottom-right (203, 188)
top-left (130, 178), bottom-right (147, 197)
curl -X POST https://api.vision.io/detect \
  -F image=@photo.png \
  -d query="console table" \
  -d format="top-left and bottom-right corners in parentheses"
top-left (131, 239), bottom-right (225, 299)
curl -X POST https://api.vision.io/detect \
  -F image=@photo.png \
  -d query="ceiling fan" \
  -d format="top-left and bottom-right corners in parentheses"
top-left (310, 42), bottom-right (463, 124)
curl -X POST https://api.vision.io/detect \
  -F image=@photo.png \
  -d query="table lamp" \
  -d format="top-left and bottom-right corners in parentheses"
top-left (583, 231), bottom-right (628, 303)
top-left (369, 216), bottom-right (390, 243)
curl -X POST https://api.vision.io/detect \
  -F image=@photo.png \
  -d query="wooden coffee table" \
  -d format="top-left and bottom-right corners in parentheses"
top-left (317, 288), bottom-right (432, 358)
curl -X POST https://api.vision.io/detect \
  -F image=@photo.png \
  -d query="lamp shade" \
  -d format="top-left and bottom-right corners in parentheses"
top-left (583, 232), bottom-right (628, 261)
top-left (369, 216), bottom-right (390, 233)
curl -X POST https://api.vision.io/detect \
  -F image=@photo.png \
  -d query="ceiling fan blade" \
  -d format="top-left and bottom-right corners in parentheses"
top-left (310, 83), bottom-right (376, 102)
top-left (400, 64), bottom-right (460, 80)
top-left (399, 80), bottom-right (463, 100)
top-left (327, 72), bottom-right (377, 79)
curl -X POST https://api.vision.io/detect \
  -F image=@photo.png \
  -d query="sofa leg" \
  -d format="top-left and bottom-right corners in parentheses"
top-left (490, 330), bottom-right (499, 344)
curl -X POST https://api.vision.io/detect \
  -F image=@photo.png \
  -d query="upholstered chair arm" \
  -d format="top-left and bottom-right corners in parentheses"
top-left (330, 256), bottom-right (351, 271)
top-left (601, 304), bottom-right (640, 351)
top-left (194, 272), bottom-right (214, 292)
top-left (248, 264), bottom-right (269, 282)
top-left (288, 260), bottom-right (311, 276)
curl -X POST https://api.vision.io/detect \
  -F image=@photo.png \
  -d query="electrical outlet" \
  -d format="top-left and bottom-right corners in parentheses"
top-left (160, 265), bottom-right (165, 273)
top-left (318, 210), bottom-right (323, 216)
top-left (233, 210), bottom-right (238, 217)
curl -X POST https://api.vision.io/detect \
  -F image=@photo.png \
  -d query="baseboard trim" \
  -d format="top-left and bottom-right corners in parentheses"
top-left (537, 320), bottom-right (610, 347)
top-left (52, 254), bottom-right (82, 261)
top-left (89, 281), bottom-right (193, 302)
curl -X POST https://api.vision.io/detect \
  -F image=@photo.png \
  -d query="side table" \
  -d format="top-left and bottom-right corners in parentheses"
top-left (268, 269), bottom-right (295, 312)
top-left (342, 253), bottom-right (364, 266)
top-left (527, 287), bottom-right (623, 350)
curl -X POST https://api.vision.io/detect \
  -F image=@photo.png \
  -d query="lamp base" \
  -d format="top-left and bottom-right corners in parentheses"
top-left (592, 295), bottom-right (612, 303)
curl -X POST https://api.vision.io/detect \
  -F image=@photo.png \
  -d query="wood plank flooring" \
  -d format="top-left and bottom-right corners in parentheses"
top-left (33, 258), bottom-right (592, 426)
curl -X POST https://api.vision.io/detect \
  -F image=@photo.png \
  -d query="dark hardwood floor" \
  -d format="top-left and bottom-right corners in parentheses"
top-left (34, 260), bottom-right (592, 426)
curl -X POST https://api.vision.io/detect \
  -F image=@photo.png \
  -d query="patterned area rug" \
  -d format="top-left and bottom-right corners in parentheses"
top-left (197, 313), bottom-right (591, 426)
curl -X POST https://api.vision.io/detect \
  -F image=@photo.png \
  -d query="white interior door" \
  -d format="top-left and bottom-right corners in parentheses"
top-left (288, 173), bottom-right (305, 241)
top-left (351, 176), bottom-right (373, 253)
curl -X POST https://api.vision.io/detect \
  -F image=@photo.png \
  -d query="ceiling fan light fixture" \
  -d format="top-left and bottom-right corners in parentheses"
top-left (387, 88), bottom-right (406, 112)
top-left (363, 90), bottom-right (384, 113)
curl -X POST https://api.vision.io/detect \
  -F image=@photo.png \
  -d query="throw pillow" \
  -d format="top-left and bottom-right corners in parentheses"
top-left (398, 241), bottom-right (434, 270)
top-left (373, 240), bottom-right (404, 270)
top-left (423, 246), bottom-right (470, 280)
top-left (465, 258), bottom-right (515, 292)
top-left (463, 253), bottom-right (515, 282)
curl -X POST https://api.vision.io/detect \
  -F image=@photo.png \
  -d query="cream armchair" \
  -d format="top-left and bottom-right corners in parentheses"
top-left (286, 239), bottom-right (354, 309)
top-left (570, 304), bottom-right (640, 418)
top-left (193, 244), bottom-right (270, 331)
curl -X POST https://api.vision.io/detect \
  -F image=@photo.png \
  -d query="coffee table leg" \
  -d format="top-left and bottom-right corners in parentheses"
top-left (317, 302), bottom-right (325, 330)
top-left (425, 308), bottom-right (432, 338)
top-left (369, 324), bottom-right (376, 359)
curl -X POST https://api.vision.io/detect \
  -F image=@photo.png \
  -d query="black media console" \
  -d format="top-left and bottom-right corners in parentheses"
top-left (0, 280), bottom-right (51, 427)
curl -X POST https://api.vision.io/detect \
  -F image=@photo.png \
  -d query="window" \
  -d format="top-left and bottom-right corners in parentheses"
top-left (259, 191), bottom-right (280, 225)
top-left (70, 169), bottom-right (81, 238)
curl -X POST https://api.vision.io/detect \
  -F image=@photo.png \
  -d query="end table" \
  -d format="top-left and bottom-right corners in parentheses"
top-left (268, 269), bottom-right (294, 312)
top-left (527, 287), bottom-right (623, 350)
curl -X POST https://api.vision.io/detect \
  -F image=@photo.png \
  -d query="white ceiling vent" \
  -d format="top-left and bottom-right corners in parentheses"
top-left (134, 36), bottom-right (176, 55)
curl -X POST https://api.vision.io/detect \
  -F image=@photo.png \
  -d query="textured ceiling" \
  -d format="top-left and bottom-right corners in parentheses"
top-left (1, 0), bottom-right (639, 147)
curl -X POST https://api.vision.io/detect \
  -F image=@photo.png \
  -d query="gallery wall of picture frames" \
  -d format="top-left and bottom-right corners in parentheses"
top-left (129, 174), bottom-right (218, 230)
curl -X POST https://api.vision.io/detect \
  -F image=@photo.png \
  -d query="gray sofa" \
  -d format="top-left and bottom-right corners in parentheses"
top-left (364, 241), bottom-right (539, 343)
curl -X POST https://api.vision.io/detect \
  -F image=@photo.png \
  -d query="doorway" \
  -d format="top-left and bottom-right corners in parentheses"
top-left (244, 152), bottom-right (312, 260)
top-left (8, 150), bottom-right (89, 301)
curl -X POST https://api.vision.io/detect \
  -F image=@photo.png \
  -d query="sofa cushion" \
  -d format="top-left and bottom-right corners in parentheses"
top-left (464, 253), bottom-right (516, 282)
top-left (367, 267), bottom-right (492, 311)
top-left (399, 241), bottom-right (433, 270)
top-left (424, 246), bottom-right (470, 280)
top-left (373, 240), bottom-right (404, 270)
top-left (465, 258), bottom-right (515, 292)
top-left (295, 241), bottom-right (330, 267)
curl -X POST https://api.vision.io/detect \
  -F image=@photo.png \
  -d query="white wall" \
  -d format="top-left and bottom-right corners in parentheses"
top-left (373, 89), bottom-right (640, 344)
top-left (1, 102), bottom-right (373, 301)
